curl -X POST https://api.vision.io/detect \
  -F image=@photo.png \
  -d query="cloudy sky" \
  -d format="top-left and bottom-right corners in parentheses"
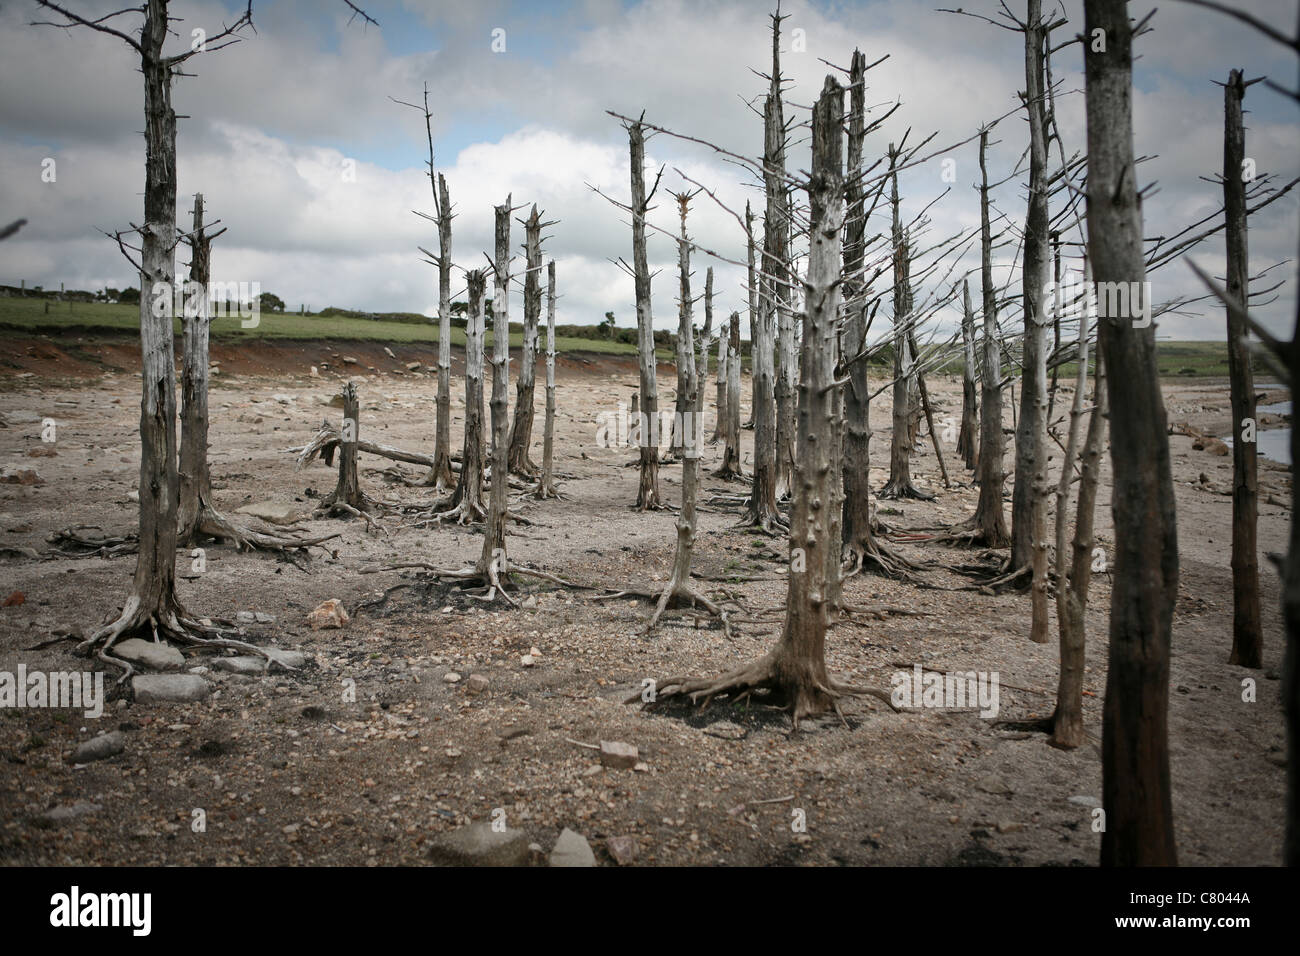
top-left (1, 0), bottom-right (1297, 339)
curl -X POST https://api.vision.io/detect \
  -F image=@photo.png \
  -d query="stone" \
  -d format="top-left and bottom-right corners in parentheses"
top-left (549, 828), bottom-right (596, 867)
top-left (2, 590), bottom-right (25, 607)
top-left (1067, 795), bottom-right (1100, 808)
top-left (132, 674), bottom-right (211, 704)
top-left (114, 638), bottom-right (185, 670)
top-left (235, 611), bottom-right (257, 624)
top-left (308, 599), bottom-right (349, 630)
top-left (465, 674), bottom-right (489, 696)
top-left (443, 672), bottom-right (462, 684)
top-left (263, 648), bottom-right (307, 668)
top-left (427, 822), bottom-right (529, 867)
top-left (520, 654), bottom-right (535, 667)
top-left (975, 775), bottom-right (1012, 795)
top-left (406, 362), bottom-right (422, 371)
top-left (27, 446), bottom-right (57, 458)
top-left (606, 835), bottom-right (638, 866)
top-left (40, 802), bottom-right (101, 824)
top-left (342, 356), bottom-right (359, 365)
top-left (703, 721), bottom-right (747, 740)
top-left (599, 740), bottom-right (638, 770)
top-left (995, 821), bottom-right (1023, 834)
top-left (254, 612), bottom-right (276, 624)
top-left (0, 467), bottom-right (42, 485)
top-left (70, 733), bottom-right (125, 764)
top-left (236, 499), bottom-right (304, 526)
top-left (272, 394), bottom-right (294, 404)
top-left (211, 657), bottom-right (267, 675)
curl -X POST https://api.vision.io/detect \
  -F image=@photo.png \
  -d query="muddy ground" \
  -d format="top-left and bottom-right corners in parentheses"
top-left (0, 330), bottom-right (1291, 866)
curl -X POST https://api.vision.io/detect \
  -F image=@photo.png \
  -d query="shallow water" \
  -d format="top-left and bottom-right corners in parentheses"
top-left (1227, 427), bottom-right (1292, 465)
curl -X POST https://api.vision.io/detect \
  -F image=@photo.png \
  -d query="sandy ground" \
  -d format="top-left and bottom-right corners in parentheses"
top-left (0, 332), bottom-right (1291, 866)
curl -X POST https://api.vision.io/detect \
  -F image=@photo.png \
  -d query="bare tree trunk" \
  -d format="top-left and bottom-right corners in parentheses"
top-left (974, 129), bottom-right (1011, 545)
top-left (711, 314), bottom-right (725, 442)
top-left (717, 312), bottom-right (743, 477)
top-left (1223, 69), bottom-right (1262, 668)
top-left (535, 260), bottom-right (559, 499)
top-left (178, 193), bottom-right (213, 543)
top-left (1047, 230), bottom-right (1063, 426)
top-left (1086, 0), bottom-right (1179, 867)
top-left (648, 196), bottom-right (724, 629)
top-left (478, 199), bottom-right (513, 582)
top-left (743, 200), bottom-right (783, 530)
top-left (88, 0), bottom-right (192, 651)
top-left (322, 381), bottom-right (365, 512)
top-left (881, 152), bottom-right (930, 501)
top-left (628, 122), bottom-right (662, 509)
top-left (1013, 0), bottom-right (1051, 595)
top-left (442, 270), bottom-right (487, 522)
top-left (1051, 272), bottom-right (1107, 750)
top-left (430, 173), bottom-right (455, 490)
top-left (910, 332), bottom-right (951, 489)
top-left (508, 205), bottom-right (543, 477)
top-left (763, 14), bottom-right (795, 497)
top-left (958, 279), bottom-right (979, 471)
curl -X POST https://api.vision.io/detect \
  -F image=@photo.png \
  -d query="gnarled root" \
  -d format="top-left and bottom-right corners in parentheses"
top-left (877, 479), bottom-right (935, 501)
top-left (646, 579), bottom-right (731, 637)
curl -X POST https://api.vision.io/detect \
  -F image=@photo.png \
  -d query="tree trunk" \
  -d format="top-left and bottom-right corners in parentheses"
top-left (322, 381), bottom-right (364, 512)
top-left (958, 279), bottom-right (979, 471)
top-left (1086, 0), bottom-right (1179, 866)
top-left (178, 193), bottom-right (212, 543)
top-left (744, 200), bottom-right (782, 530)
top-left (881, 152), bottom-right (928, 501)
top-left (1013, 0), bottom-right (1052, 595)
top-left (718, 312), bottom-right (743, 477)
top-left (974, 129), bottom-right (1011, 545)
top-left (628, 122), bottom-right (661, 509)
top-left (698, 267), bottom-right (714, 439)
top-left (773, 76), bottom-right (846, 720)
top-left (1223, 70), bottom-right (1262, 668)
top-left (430, 173), bottom-right (455, 490)
top-left (478, 199), bottom-right (512, 579)
top-left (508, 205), bottom-right (542, 477)
top-left (1051, 269), bottom-right (1107, 750)
top-left (763, 18), bottom-right (795, 497)
top-left (535, 260), bottom-right (559, 499)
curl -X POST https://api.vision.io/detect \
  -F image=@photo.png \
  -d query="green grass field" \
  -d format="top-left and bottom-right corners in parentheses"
top-left (0, 297), bottom-right (649, 357)
top-left (0, 297), bottom-right (1265, 378)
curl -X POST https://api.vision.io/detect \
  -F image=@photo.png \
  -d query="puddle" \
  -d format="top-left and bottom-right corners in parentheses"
top-left (1227, 427), bottom-right (1292, 466)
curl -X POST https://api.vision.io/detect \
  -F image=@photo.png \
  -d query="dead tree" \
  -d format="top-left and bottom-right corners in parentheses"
top-left (178, 196), bottom-right (329, 551)
top-left (710, 267), bottom-right (726, 442)
top-left (1223, 69), bottom-right (1263, 668)
top-left (715, 312), bottom-right (744, 479)
top-left (429, 270), bottom-right (488, 524)
top-left (37, 0), bottom-right (253, 667)
top-left (1086, 0), bottom-right (1179, 867)
top-left (628, 120), bottom-right (664, 509)
top-left (477, 199), bottom-right (515, 598)
top-left (957, 278), bottom-right (980, 470)
top-left (741, 199), bottom-right (785, 531)
top-left (639, 78), bottom-right (892, 725)
top-left (879, 150), bottom-right (931, 500)
top-left (319, 381), bottom-right (368, 515)
top-left (698, 266), bottom-right (714, 442)
top-left (647, 194), bottom-right (728, 632)
top-left (1049, 275), bottom-right (1107, 750)
top-left (507, 205), bottom-right (545, 477)
top-left (1012, 0), bottom-right (1053, 604)
top-left (534, 260), bottom-right (560, 499)
top-left (394, 86), bottom-right (455, 491)
top-left (765, 11), bottom-right (797, 497)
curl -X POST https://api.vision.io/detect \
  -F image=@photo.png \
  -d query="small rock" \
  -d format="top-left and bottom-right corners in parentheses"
top-left (606, 835), bottom-right (638, 865)
top-left (406, 362), bottom-right (422, 371)
top-left (0, 467), bottom-right (42, 485)
top-left (427, 822), bottom-right (529, 867)
top-left (342, 356), bottom-right (358, 365)
top-left (308, 599), bottom-right (349, 630)
top-left (520, 654), bottom-right (535, 667)
top-left (114, 637), bottom-right (185, 670)
top-left (549, 828), bottom-right (596, 867)
top-left (465, 674), bottom-right (489, 695)
top-left (69, 732), bottom-right (126, 764)
top-left (1067, 795), bottom-right (1100, 808)
top-left (599, 740), bottom-right (638, 770)
top-left (443, 672), bottom-right (461, 684)
top-left (522, 595), bottom-right (537, 609)
top-left (236, 499), bottom-right (304, 526)
top-left (132, 674), bottom-right (211, 704)
top-left (235, 611), bottom-right (257, 624)
top-left (2, 590), bottom-right (25, 607)
top-left (975, 775), bottom-right (1012, 795)
top-left (254, 612), bottom-right (276, 624)
top-left (27, 446), bottom-right (57, 458)
top-left (703, 721), bottom-right (747, 740)
top-left (995, 821), bottom-right (1023, 834)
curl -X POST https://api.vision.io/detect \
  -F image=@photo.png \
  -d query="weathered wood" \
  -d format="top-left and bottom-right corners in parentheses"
top-left (628, 121), bottom-right (662, 509)
top-left (1086, 0), bottom-right (1179, 866)
top-left (1223, 69), bottom-right (1262, 668)
top-left (508, 204), bottom-right (543, 476)
top-left (178, 193), bottom-right (212, 543)
top-left (974, 129), bottom-right (1011, 546)
top-left (764, 14), bottom-right (796, 496)
top-left (478, 199), bottom-right (513, 579)
top-left (535, 260), bottom-right (559, 498)
top-left (743, 199), bottom-right (783, 530)
top-left (322, 382), bottom-right (365, 512)
top-left (431, 172), bottom-right (455, 490)
top-left (715, 312), bottom-right (744, 479)
top-left (958, 279), bottom-right (979, 471)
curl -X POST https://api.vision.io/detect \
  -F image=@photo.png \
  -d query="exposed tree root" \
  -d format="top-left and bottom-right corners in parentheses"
top-left (626, 651), bottom-right (899, 728)
top-left (189, 502), bottom-right (340, 554)
top-left (646, 580), bottom-right (732, 637)
top-left (46, 526), bottom-right (138, 558)
top-left (367, 559), bottom-right (595, 609)
top-left (841, 536), bottom-right (918, 580)
top-left (877, 479), bottom-right (936, 501)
